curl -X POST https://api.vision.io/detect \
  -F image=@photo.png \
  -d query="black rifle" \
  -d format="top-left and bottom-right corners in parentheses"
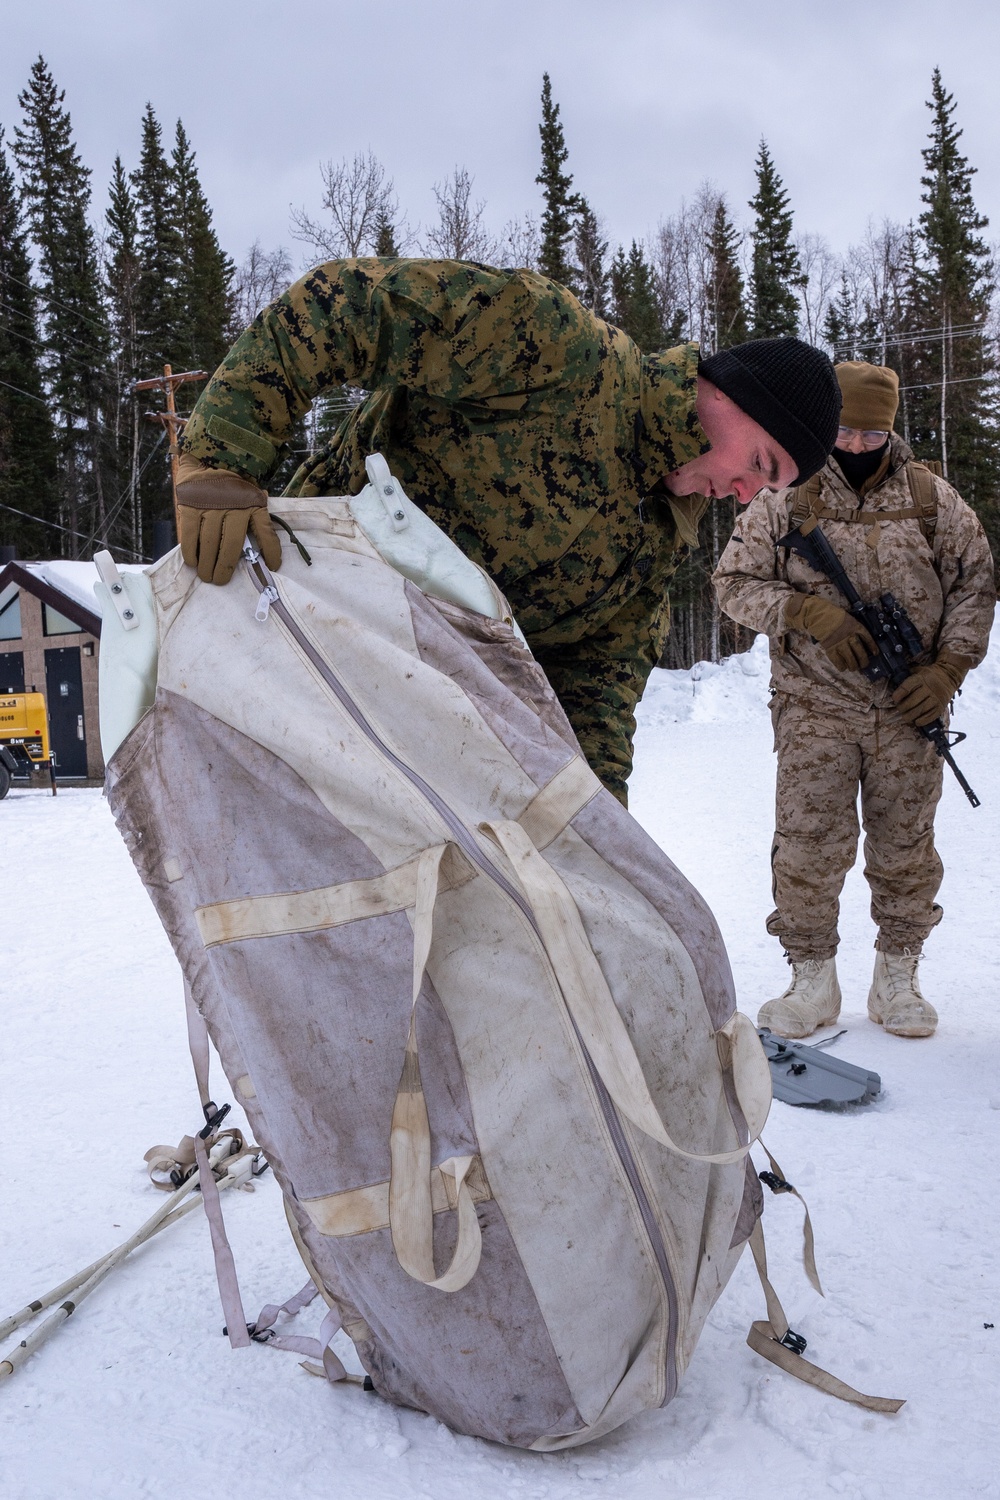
top-left (777, 516), bottom-right (980, 808)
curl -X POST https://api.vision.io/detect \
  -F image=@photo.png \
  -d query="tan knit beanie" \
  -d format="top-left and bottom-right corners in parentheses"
top-left (835, 361), bottom-right (899, 431)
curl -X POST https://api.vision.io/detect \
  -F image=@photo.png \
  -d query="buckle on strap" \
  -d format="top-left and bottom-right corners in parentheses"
top-left (779, 1327), bottom-right (808, 1356)
top-left (199, 1100), bottom-right (231, 1140)
top-left (759, 1168), bottom-right (795, 1194)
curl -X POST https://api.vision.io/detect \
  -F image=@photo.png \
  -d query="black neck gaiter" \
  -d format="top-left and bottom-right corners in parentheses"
top-left (833, 440), bottom-right (889, 492)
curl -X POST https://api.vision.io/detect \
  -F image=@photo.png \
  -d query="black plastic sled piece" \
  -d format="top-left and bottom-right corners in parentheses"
top-left (758, 1028), bottom-right (881, 1108)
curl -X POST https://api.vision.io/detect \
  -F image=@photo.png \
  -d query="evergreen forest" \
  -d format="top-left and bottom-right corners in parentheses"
top-left (1, 61), bottom-right (996, 668)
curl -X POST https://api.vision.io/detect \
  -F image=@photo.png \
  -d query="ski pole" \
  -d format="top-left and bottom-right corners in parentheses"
top-left (0, 1149), bottom-right (252, 1382)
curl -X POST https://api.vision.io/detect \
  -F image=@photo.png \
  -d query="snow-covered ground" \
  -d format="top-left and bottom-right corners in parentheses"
top-left (3, 625), bottom-right (999, 1500)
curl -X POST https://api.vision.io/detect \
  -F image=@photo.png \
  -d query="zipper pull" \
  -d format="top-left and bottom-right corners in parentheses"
top-left (255, 583), bottom-right (279, 622)
top-left (243, 538), bottom-right (279, 620)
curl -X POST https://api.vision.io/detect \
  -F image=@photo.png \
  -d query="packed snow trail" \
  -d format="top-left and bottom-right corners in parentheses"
top-left (2, 627), bottom-right (998, 1499)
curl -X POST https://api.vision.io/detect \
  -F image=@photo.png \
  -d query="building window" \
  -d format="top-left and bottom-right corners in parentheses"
top-left (0, 593), bottom-right (21, 641)
top-left (43, 602), bottom-right (83, 636)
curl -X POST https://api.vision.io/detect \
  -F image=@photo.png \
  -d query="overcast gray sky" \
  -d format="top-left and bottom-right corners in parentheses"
top-left (2, 0), bottom-right (998, 272)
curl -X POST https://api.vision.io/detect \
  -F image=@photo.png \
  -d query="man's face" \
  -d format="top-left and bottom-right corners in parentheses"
top-left (663, 379), bottom-right (799, 504)
top-left (835, 425), bottom-right (890, 454)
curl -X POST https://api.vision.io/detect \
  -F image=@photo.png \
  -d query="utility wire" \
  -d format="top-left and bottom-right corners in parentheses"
top-left (0, 374), bottom-right (91, 424)
top-left (0, 499), bottom-right (150, 560)
top-left (898, 373), bottom-right (998, 393)
top-left (0, 265), bottom-right (110, 341)
top-left (0, 302), bottom-right (116, 382)
top-left (81, 430), bottom-right (167, 553)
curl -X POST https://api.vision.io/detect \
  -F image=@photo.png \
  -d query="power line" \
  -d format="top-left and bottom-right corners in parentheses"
top-left (0, 301), bottom-right (114, 383)
top-left (82, 430), bottom-right (167, 552)
top-left (0, 373), bottom-right (90, 424)
top-left (0, 265), bottom-right (110, 342)
top-left (834, 325), bottom-right (992, 356)
top-left (898, 373), bottom-right (997, 393)
top-left (0, 498), bottom-right (149, 560)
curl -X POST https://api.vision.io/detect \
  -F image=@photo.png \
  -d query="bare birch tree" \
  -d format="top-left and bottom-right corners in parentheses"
top-left (498, 214), bottom-right (541, 271)
top-left (796, 232), bottom-right (839, 345)
top-left (231, 240), bottom-right (293, 331)
top-left (422, 167), bottom-right (496, 262)
top-left (653, 183), bottom-right (721, 346)
top-left (291, 151), bottom-right (399, 260)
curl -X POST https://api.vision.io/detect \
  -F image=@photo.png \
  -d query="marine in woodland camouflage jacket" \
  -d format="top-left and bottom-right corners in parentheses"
top-left (713, 433), bottom-right (995, 711)
top-left (180, 258), bottom-right (712, 800)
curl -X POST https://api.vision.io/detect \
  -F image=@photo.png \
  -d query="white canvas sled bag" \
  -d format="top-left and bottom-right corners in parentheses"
top-left (97, 454), bottom-right (902, 1447)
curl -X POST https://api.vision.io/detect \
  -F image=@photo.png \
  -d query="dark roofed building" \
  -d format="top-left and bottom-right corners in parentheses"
top-left (0, 558), bottom-right (105, 780)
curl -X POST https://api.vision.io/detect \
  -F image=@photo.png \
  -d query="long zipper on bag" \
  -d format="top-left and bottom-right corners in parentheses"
top-left (240, 541), bottom-right (680, 1406)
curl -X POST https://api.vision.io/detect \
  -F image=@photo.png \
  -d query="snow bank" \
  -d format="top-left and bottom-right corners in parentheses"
top-left (638, 633), bottom-right (771, 728)
top-left (639, 607), bottom-right (1000, 728)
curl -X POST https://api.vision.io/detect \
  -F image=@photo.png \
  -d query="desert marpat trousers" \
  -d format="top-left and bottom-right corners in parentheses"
top-left (767, 693), bottom-right (944, 962)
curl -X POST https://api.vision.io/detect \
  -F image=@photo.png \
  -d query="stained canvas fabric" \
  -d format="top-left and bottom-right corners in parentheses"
top-left (105, 483), bottom-right (768, 1450)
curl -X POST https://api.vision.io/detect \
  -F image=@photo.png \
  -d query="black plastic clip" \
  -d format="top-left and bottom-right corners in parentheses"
top-left (199, 1100), bottom-right (231, 1140)
top-left (250, 1152), bottom-right (270, 1178)
top-left (759, 1169), bottom-right (795, 1194)
top-left (363, 1375), bottom-right (375, 1391)
top-left (779, 1327), bottom-right (808, 1356)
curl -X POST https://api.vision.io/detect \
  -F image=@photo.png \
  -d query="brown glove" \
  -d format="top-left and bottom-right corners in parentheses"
top-left (891, 650), bottom-right (972, 727)
top-left (175, 453), bottom-right (282, 585)
top-left (784, 593), bottom-right (877, 672)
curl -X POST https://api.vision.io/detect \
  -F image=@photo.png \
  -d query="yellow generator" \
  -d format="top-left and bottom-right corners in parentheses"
top-left (0, 692), bottom-right (57, 798)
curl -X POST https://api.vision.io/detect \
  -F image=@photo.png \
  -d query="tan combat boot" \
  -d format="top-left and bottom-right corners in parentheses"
top-left (757, 958), bottom-right (842, 1039)
top-left (867, 950), bottom-right (937, 1037)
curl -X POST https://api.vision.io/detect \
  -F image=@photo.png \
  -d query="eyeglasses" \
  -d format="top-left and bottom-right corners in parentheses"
top-left (837, 427), bottom-right (889, 448)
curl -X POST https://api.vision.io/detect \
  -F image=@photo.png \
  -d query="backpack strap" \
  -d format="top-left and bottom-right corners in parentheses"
top-left (790, 473), bottom-right (822, 527)
top-left (791, 463), bottom-right (939, 545)
top-left (906, 461), bottom-right (940, 543)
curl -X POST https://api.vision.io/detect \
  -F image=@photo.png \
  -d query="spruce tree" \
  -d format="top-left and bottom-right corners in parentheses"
top-left (14, 56), bottom-right (110, 555)
top-left (705, 198), bottom-right (748, 351)
top-left (131, 104), bottom-right (182, 373)
top-left (610, 242), bottom-right (664, 351)
top-left (130, 105), bottom-right (184, 539)
top-left (909, 68), bottom-right (998, 550)
top-left (535, 73), bottom-right (580, 290)
top-left (171, 121), bottom-right (234, 376)
top-left (748, 140), bottom-right (803, 338)
top-left (374, 207), bottom-right (399, 256)
top-left (0, 125), bottom-right (57, 557)
top-left (822, 270), bottom-right (876, 361)
top-left (105, 155), bottom-right (144, 555)
top-left (574, 199), bottom-right (609, 317)
top-left (890, 224), bottom-right (925, 445)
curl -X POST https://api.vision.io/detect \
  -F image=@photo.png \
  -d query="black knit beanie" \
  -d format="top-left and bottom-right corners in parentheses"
top-left (698, 337), bottom-right (841, 484)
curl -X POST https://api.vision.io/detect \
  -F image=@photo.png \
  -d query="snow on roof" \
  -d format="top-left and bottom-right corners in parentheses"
top-left (16, 558), bottom-right (149, 618)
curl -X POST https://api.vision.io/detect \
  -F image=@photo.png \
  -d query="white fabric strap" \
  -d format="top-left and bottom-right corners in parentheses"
top-left (183, 981), bottom-right (251, 1348)
top-left (184, 980), bottom-right (212, 1110)
top-left (518, 757), bottom-right (602, 851)
top-left (746, 1220), bottom-right (904, 1413)
top-left (303, 1156), bottom-right (491, 1238)
top-left (481, 818), bottom-right (771, 1165)
top-left (388, 843), bottom-right (483, 1294)
top-left (194, 1131), bottom-right (251, 1349)
top-left (193, 846), bottom-right (475, 949)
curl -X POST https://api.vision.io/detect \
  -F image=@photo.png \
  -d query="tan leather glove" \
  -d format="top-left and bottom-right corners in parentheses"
top-left (892, 650), bottom-right (972, 727)
top-left (784, 593), bottom-right (877, 672)
top-left (175, 453), bottom-right (282, 585)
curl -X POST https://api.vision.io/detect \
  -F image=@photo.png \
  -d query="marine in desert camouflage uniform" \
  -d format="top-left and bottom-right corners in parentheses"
top-left (177, 258), bottom-right (837, 801)
top-left (714, 362), bottom-right (994, 1038)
